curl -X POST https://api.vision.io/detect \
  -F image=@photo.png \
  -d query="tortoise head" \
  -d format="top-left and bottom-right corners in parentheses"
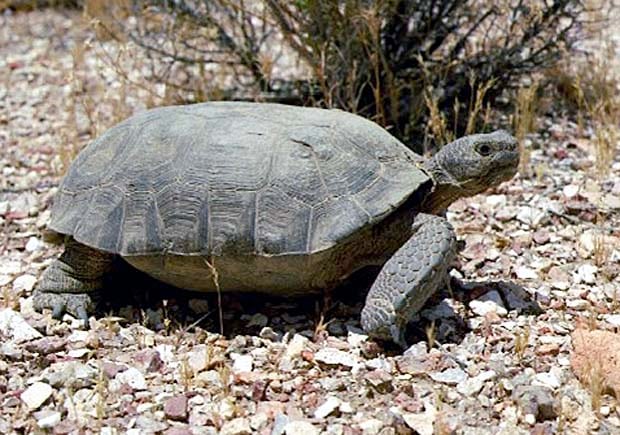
top-left (422, 130), bottom-right (519, 213)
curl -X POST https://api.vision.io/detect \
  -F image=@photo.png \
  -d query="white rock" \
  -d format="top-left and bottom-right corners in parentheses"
top-left (566, 299), bottom-right (589, 310)
top-left (578, 230), bottom-right (598, 257)
top-left (136, 403), bottom-right (154, 413)
top-left (429, 367), bottom-right (467, 385)
top-left (314, 348), bottom-right (359, 368)
top-left (339, 401), bottom-right (354, 413)
top-left (218, 397), bottom-right (237, 420)
top-left (365, 358), bottom-right (392, 372)
top-left (358, 418), bottom-right (384, 434)
top-left (187, 344), bottom-right (209, 373)
top-left (36, 209), bottom-right (51, 229)
top-left (533, 371), bottom-right (561, 389)
top-left (515, 266), bottom-right (539, 280)
top-left (516, 206), bottom-right (547, 228)
top-left (604, 314), bottom-right (620, 327)
top-left (603, 193), bottom-right (620, 209)
top-left (25, 237), bottom-right (44, 252)
top-left (21, 382), bottom-right (53, 410)
top-left (67, 348), bottom-right (91, 358)
top-left (259, 326), bottom-right (280, 341)
top-left (563, 184), bottom-right (579, 198)
top-left (574, 264), bottom-right (597, 284)
top-left (67, 330), bottom-right (90, 342)
top-left (12, 274), bottom-right (37, 292)
top-left (456, 370), bottom-right (496, 396)
top-left (250, 413), bottom-right (269, 431)
top-left (0, 201), bottom-right (8, 215)
top-left (0, 309), bottom-right (42, 343)
top-left (220, 417), bottom-right (252, 435)
top-left (470, 291), bottom-right (508, 317)
top-left (550, 279), bottom-right (569, 291)
top-left (3, 261), bottom-right (21, 275)
top-left (486, 194), bottom-right (507, 207)
top-left (44, 360), bottom-right (98, 387)
top-left (34, 410), bottom-right (61, 428)
top-left (284, 334), bottom-right (310, 359)
top-left (485, 248), bottom-right (501, 261)
top-left (232, 354), bottom-right (253, 373)
top-left (11, 192), bottom-right (38, 215)
top-left (0, 275), bottom-right (12, 286)
top-left (401, 401), bottom-right (437, 435)
top-left (155, 344), bottom-right (176, 365)
top-left (283, 420), bottom-right (319, 435)
top-left (346, 330), bottom-right (368, 347)
top-left (324, 424), bottom-right (345, 435)
top-left (314, 396), bottom-right (341, 419)
top-left (116, 367), bottom-right (147, 390)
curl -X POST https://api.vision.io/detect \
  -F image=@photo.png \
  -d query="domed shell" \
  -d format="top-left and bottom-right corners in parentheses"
top-left (49, 102), bottom-right (430, 256)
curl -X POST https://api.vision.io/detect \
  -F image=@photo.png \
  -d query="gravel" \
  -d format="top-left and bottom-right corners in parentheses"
top-left (1, 7), bottom-right (619, 434)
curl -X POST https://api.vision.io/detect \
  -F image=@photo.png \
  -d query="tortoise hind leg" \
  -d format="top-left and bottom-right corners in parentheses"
top-left (33, 238), bottom-right (114, 324)
top-left (360, 213), bottom-right (456, 347)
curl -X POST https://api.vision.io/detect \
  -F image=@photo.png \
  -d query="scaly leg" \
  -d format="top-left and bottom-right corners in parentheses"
top-left (360, 213), bottom-right (456, 347)
top-left (33, 238), bottom-right (114, 324)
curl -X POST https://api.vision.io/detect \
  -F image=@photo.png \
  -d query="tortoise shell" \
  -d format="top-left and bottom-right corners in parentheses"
top-left (50, 102), bottom-right (429, 258)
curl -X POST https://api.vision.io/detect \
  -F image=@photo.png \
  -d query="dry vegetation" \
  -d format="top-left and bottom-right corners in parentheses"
top-left (1, 0), bottom-right (620, 433)
top-left (71, 0), bottom-right (606, 150)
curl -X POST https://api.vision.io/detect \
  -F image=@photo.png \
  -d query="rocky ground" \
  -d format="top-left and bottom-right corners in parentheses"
top-left (1, 7), bottom-right (620, 435)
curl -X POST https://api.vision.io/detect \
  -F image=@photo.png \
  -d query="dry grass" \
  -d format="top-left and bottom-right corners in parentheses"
top-left (513, 326), bottom-right (530, 361)
top-left (593, 233), bottom-right (611, 268)
top-left (423, 73), bottom-right (496, 149)
top-left (425, 320), bottom-right (436, 350)
top-left (203, 258), bottom-right (224, 336)
top-left (586, 360), bottom-right (605, 414)
top-left (550, 21), bottom-right (619, 178)
top-left (513, 82), bottom-right (539, 176)
top-left (0, 0), bottom-right (78, 11)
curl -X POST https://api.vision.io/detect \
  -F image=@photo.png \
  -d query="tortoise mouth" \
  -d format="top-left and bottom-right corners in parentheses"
top-left (489, 150), bottom-right (520, 183)
top-left (462, 152), bottom-right (519, 196)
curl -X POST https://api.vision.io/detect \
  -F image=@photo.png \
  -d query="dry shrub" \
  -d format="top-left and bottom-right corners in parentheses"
top-left (581, 45), bottom-right (620, 178)
top-left (571, 328), bottom-right (620, 413)
top-left (0, 0), bottom-right (79, 11)
top-left (85, 1), bottom-right (606, 152)
top-left (513, 82), bottom-right (539, 175)
top-left (548, 2), bottom-right (619, 177)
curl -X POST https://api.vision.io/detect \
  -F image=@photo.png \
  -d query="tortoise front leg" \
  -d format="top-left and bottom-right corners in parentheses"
top-left (360, 213), bottom-right (456, 347)
top-left (33, 238), bottom-right (114, 324)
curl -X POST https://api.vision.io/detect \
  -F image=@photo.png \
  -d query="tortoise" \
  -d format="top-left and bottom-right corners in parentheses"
top-left (33, 102), bottom-right (519, 346)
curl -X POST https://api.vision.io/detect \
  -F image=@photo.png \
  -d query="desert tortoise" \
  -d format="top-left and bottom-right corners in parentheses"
top-left (34, 102), bottom-right (519, 346)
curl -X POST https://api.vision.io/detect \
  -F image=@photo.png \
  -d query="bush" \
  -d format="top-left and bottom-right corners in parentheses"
top-left (90, 0), bottom-right (605, 150)
top-left (0, 0), bottom-right (80, 11)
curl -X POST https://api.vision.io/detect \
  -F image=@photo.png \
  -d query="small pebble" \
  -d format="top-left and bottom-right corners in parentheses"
top-left (314, 396), bottom-right (341, 419)
top-left (21, 382), bottom-right (53, 410)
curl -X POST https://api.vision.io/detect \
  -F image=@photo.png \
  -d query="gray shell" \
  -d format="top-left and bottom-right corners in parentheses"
top-left (50, 102), bottom-right (429, 257)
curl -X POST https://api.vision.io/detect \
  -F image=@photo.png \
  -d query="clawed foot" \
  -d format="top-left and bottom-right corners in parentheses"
top-left (32, 291), bottom-right (97, 327)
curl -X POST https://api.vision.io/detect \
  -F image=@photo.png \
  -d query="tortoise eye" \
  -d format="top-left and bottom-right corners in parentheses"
top-left (476, 143), bottom-right (492, 156)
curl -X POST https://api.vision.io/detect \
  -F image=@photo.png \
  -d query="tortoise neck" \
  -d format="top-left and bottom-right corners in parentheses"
top-left (421, 157), bottom-right (466, 213)
top-left (420, 184), bottom-right (464, 214)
